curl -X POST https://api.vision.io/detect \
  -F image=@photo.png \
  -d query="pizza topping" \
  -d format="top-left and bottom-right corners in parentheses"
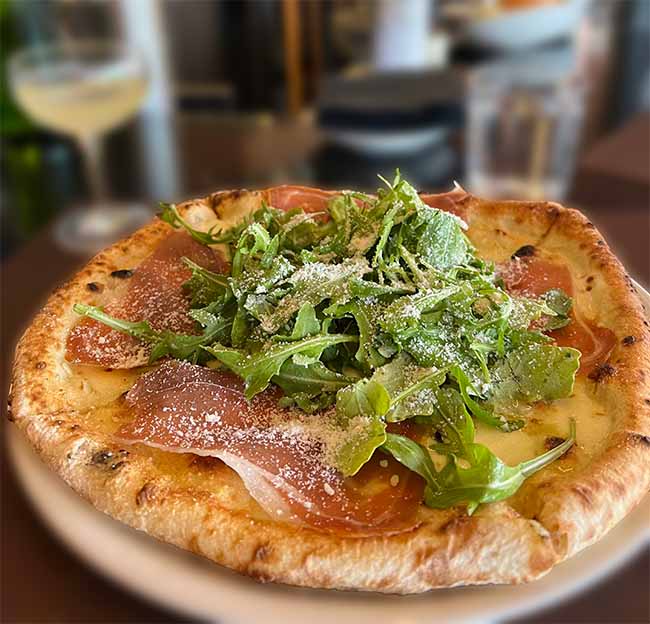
top-left (265, 186), bottom-right (340, 213)
top-left (499, 254), bottom-right (616, 374)
top-left (75, 172), bottom-right (581, 519)
top-left (119, 360), bottom-right (423, 535)
top-left (66, 232), bottom-right (226, 367)
top-left (499, 255), bottom-right (574, 298)
top-left (551, 319), bottom-right (617, 375)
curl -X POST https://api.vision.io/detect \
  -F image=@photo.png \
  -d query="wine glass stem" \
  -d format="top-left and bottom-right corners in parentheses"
top-left (78, 134), bottom-right (107, 202)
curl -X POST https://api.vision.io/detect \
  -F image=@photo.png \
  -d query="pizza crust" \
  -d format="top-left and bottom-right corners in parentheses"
top-left (9, 189), bottom-right (650, 593)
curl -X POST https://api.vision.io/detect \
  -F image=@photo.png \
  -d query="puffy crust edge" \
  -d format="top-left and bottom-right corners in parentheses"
top-left (9, 189), bottom-right (650, 593)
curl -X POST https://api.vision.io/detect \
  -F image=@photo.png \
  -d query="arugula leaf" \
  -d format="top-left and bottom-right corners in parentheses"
top-left (542, 288), bottom-right (573, 330)
top-left (204, 333), bottom-right (358, 399)
top-left (159, 202), bottom-right (225, 245)
top-left (324, 300), bottom-right (386, 369)
top-left (425, 420), bottom-right (576, 513)
top-left (182, 257), bottom-right (229, 307)
top-left (258, 257), bottom-right (370, 333)
top-left (334, 379), bottom-right (390, 476)
top-left (489, 344), bottom-right (580, 407)
top-left (73, 303), bottom-right (231, 364)
top-left (382, 433), bottom-right (439, 486)
top-left (370, 354), bottom-right (446, 422)
top-left (273, 360), bottom-right (355, 396)
top-left (384, 420), bottom-right (575, 514)
top-left (274, 303), bottom-right (320, 342)
top-left (402, 205), bottom-right (470, 270)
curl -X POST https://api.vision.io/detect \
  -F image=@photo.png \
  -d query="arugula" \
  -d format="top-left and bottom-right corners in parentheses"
top-left (77, 171), bottom-right (583, 513)
top-left (73, 303), bottom-right (230, 364)
top-left (204, 333), bottom-right (358, 399)
top-left (159, 202), bottom-right (226, 245)
top-left (182, 257), bottom-right (229, 307)
top-left (384, 420), bottom-right (575, 514)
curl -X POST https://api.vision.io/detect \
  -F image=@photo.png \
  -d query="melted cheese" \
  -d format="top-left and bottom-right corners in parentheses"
top-left (475, 378), bottom-right (612, 467)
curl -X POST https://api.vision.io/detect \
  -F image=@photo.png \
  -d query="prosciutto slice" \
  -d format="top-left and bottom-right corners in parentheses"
top-left (266, 186), bottom-right (469, 219)
top-left (66, 232), bottom-right (226, 368)
top-left (500, 254), bottom-right (616, 374)
top-left (265, 186), bottom-right (340, 213)
top-left (119, 361), bottom-right (424, 535)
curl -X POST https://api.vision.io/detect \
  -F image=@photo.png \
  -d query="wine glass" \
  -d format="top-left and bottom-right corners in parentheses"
top-left (9, 39), bottom-right (152, 254)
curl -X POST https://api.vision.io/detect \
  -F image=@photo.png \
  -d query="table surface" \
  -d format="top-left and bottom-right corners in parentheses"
top-left (2, 113), bottom-right (649, 624)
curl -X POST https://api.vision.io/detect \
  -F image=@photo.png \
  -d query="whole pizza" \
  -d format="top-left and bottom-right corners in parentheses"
top-left (9, 174), bottom-right (650, 593)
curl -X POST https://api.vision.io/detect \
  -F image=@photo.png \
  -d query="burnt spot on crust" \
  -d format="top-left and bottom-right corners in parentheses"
top-left (90, 448), bottom-right (129, 471)
top-left (86, 281), bottom-right (104, 293)
top-left (512, 245), bottom-right (536, 258)
top-left (622, 335), bottom-right (637, 346)
top-left (34, 361), bottom-right (46, 370)
top-left (254, 544), bottom-right (272, 562)
top-left (110, 269), bottom-right (134, 279)
top-left (586, 276), bottom-right (594, 283)
top-left (136, 482), bottom-right (157, 506)
top-left (627, 433), bottom-right (650, 448)
top-left (588, 363), bottom-right (616, 382)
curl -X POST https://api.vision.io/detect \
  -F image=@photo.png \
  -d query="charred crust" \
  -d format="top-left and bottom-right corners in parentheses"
top-left (90, 448), bottom-right (129, 469)
top-left (588, 363), bottom-right (616, 382)
top-left (622, 335), bottom-right (636, 346)
top-left (86, 281), bottom-right (103, 292)
top-left (628, 433), bottom-right (650, 448)
top-left (254, 544), bottom-right (271, 561)
top-left (512, 244), bottom-right (536, 258)
top-left (136, 482), bottom-right (157, 506)
top-left (110, 269), bottom-right (134, 279)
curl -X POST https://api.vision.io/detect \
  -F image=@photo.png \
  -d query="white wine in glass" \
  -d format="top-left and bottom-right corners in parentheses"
top-left (10, 40), bottom-right (152, 254)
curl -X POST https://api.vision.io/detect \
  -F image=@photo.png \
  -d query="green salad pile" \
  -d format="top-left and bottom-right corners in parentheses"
top-left (75, 173), bottom-right (579, 513)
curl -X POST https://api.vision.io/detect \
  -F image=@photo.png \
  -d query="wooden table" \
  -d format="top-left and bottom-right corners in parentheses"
top-left (2, 114), bottom-right (649, 623)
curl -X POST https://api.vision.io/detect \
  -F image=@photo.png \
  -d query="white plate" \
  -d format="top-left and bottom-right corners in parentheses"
top-left (458, 0), bottom-right (588, 52)
top-left (7, 285), bottom-right (650, 624)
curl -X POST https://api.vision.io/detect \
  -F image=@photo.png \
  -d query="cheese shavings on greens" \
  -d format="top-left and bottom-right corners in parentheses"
top-left (74, 172), bottom-right (579, 514)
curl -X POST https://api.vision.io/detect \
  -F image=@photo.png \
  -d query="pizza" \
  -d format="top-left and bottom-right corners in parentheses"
top-left (9, 174), bottom-right (650, 593)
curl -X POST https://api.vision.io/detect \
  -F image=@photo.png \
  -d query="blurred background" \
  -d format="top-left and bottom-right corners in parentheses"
top-left (1, 0), bottom-right (649, 258)
top-left (1, 1), bottom-right (649, 623)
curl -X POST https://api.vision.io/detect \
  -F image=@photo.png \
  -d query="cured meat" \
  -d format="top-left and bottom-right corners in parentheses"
top-left (119, 361), bottom-right (424, 535)
top-left (265, 186), bottom-right (340, 213)
top-left (500, 255), bottom-right (574, 298)
top-left (267, 186), bottom-right (469, 220)
top-left (66, 232), bottom-right (226, 368)
top-left (500, 255), bottom-right (616, 374)
top-left (550, 320), bottom-right (617, 376)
